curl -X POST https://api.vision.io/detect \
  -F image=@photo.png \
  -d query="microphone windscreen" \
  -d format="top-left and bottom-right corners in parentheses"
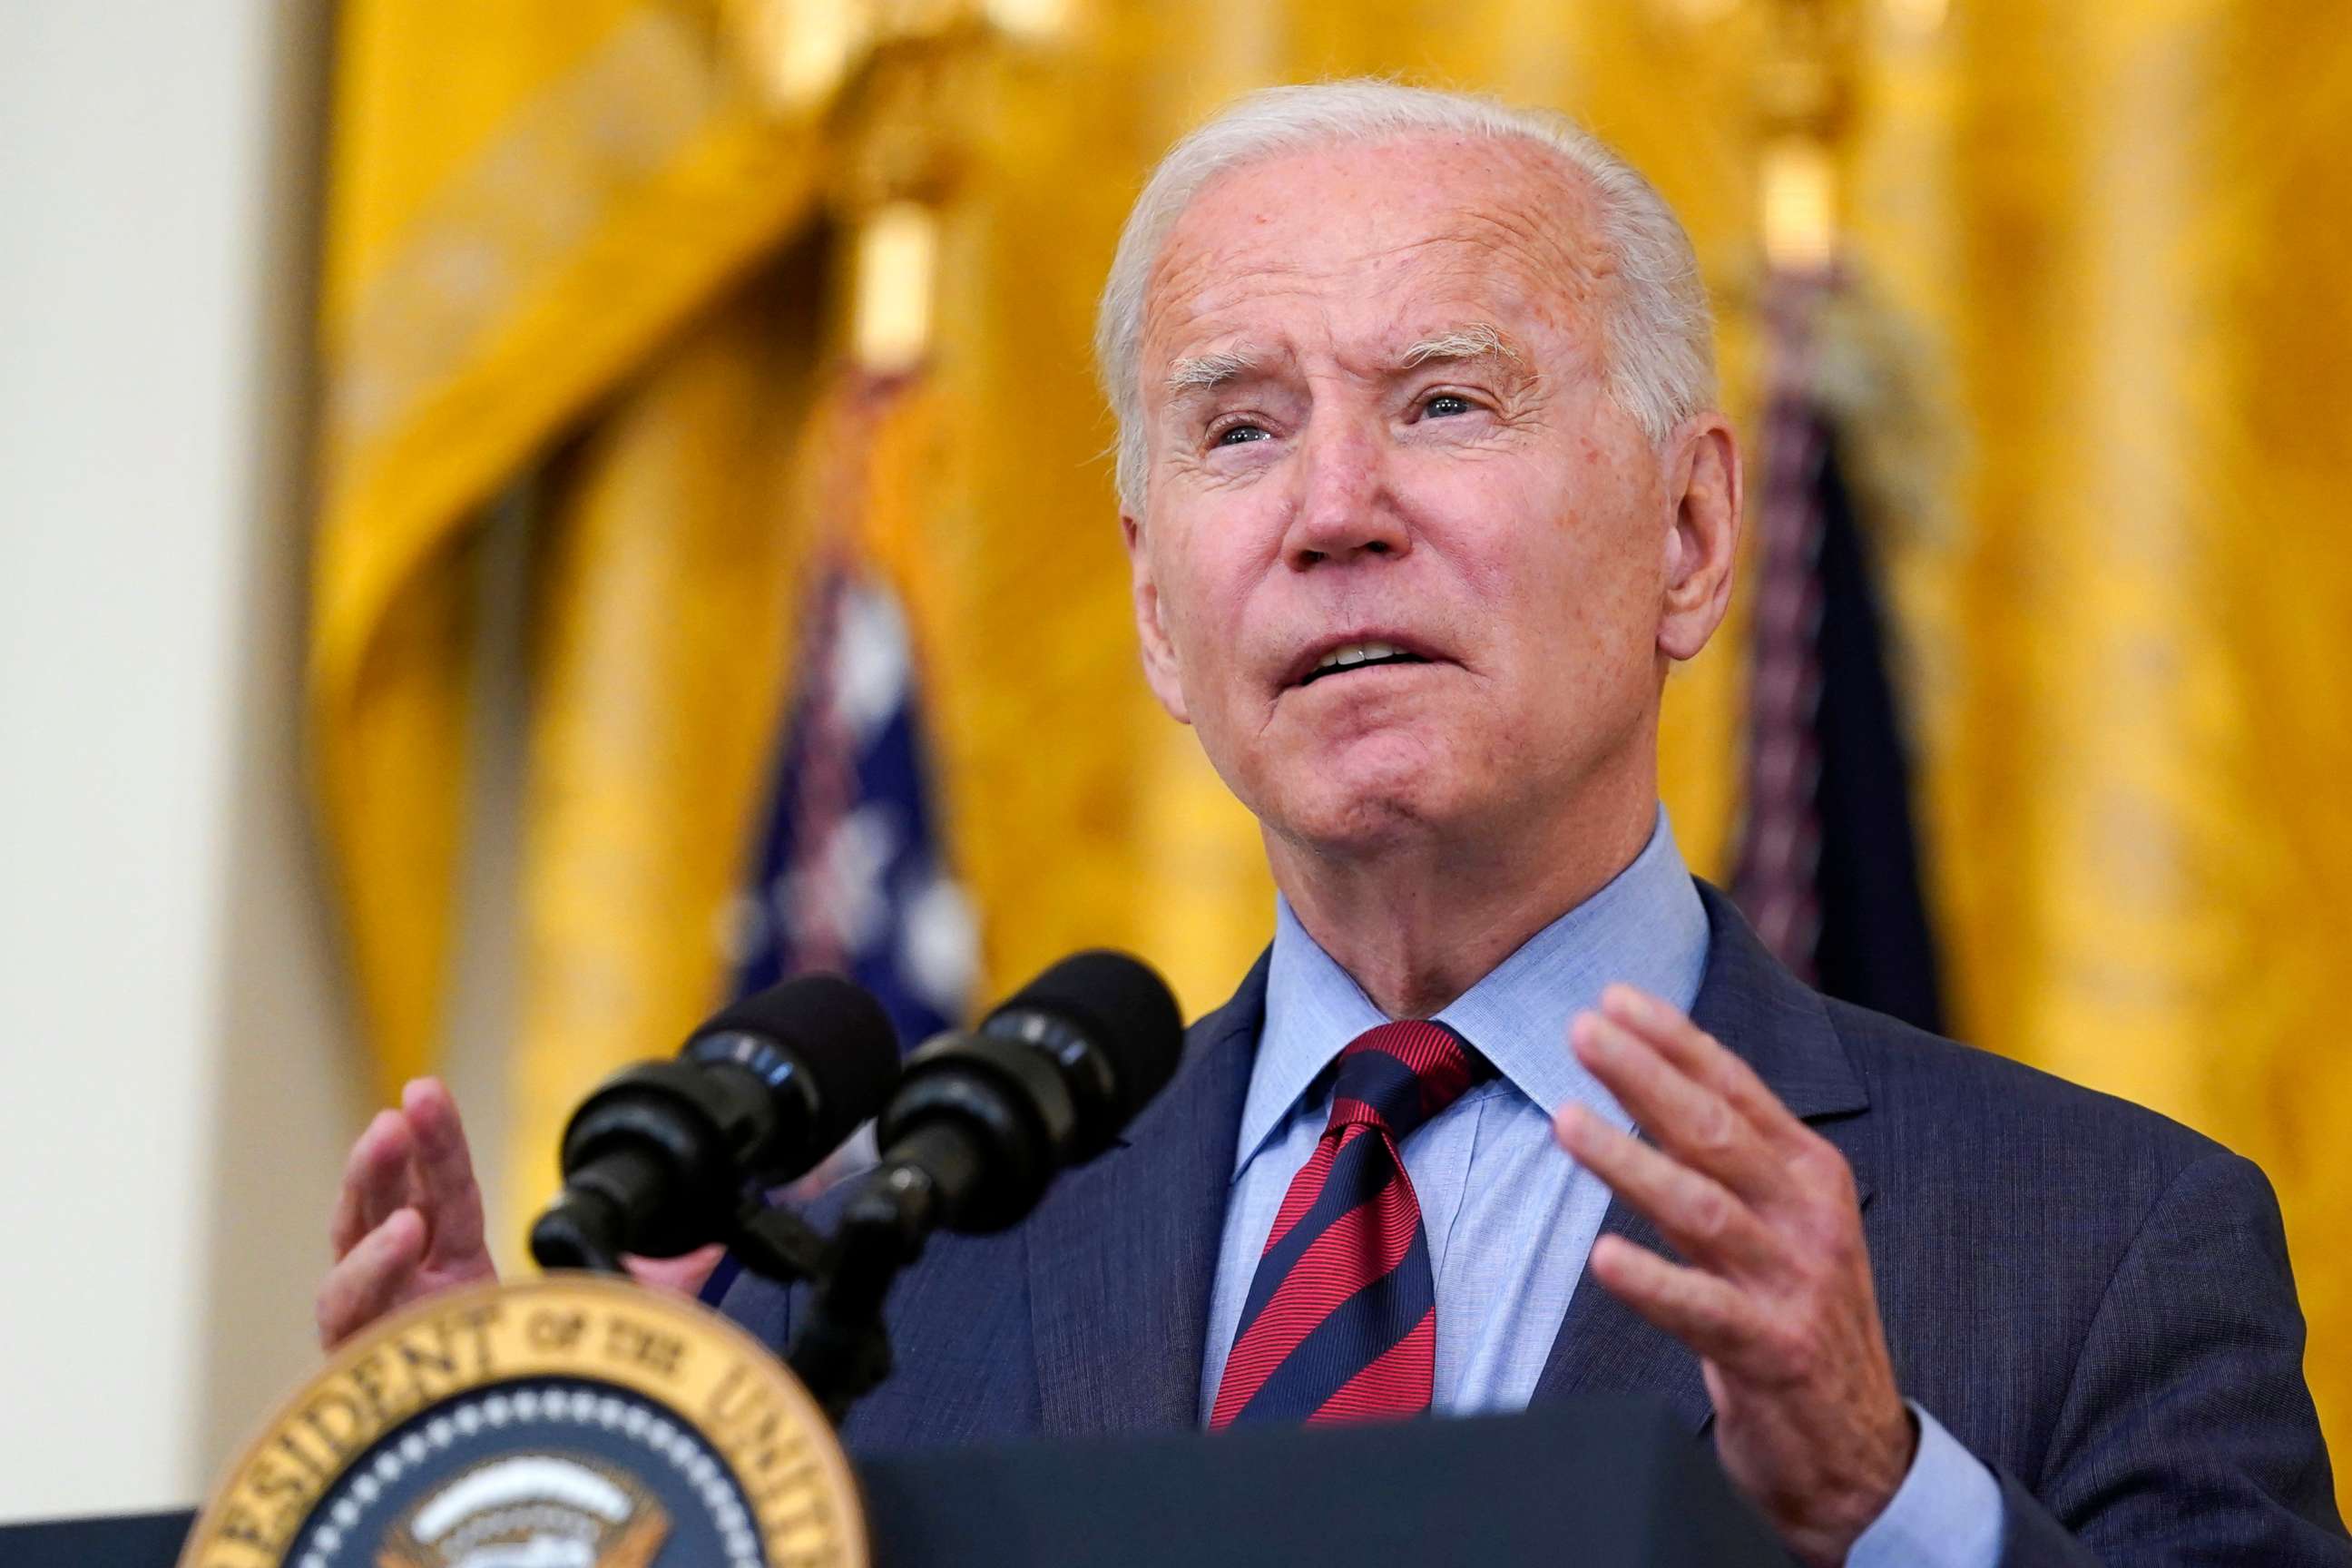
top-left (990, 950), bottom-right (1184, 1117)
top-left (695, 974), bottom-right (901, 1152)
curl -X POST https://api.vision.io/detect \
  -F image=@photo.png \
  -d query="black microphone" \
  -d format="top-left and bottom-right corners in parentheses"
top-left (785, 950), bottom-right (1184, 1419)
top-left (869, 949), bottom-right (1186, 1234)
top-left (529, 974), bottom-right (900, 1271)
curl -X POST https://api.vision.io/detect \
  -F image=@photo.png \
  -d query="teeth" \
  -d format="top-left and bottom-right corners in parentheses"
top-left (1313, 640), bottom-right (1410, 673)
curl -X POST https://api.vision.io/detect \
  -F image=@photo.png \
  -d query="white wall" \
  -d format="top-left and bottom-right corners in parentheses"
top-left (0, 0), bottom-right (365, 1521)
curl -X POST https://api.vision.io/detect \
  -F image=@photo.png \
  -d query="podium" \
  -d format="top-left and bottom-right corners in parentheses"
top-left (0, 1400), bottom-right (1791, 1566)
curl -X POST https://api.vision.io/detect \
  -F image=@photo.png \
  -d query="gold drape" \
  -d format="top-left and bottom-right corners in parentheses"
top-left (1848, 0), bottom-right (2352, 1478)
top-left (510, 252), bottom-right (831, 1220)
top-left (314, 0), bottom-right (819, 1095)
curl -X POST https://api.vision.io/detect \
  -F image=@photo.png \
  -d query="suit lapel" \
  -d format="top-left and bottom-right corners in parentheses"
top-left (1531, 882), bottom-right (1876, 1433)
top-left (1025, 956), bottom-right (1266, 1436)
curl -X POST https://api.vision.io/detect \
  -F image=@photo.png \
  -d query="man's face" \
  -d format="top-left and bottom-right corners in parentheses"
top-left (1126, 133), bottom-right (1710, 858)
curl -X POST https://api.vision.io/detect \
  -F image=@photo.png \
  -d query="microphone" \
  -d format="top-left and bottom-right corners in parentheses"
top-left (869, 949), bottom-right (1187, 1234)
top-left (529, 974), bottom-right (900, 1272)
top-left (786, 950), bottom-right (1184, 1418)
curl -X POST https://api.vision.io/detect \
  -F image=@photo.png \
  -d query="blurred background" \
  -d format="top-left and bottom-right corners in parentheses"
top-left (4, 0), bottom-right (2348, 1524)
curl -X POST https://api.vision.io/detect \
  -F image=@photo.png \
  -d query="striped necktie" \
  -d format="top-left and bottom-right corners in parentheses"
top-left (1210, 1020), bottom-right (1494, 1428)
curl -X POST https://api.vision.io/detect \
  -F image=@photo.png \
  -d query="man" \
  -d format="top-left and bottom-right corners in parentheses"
top-left (317, 82), bottom-right (2347, 1563)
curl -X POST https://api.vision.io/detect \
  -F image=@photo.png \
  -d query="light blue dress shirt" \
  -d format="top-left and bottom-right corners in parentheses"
top-left (1199, 809), bottom-right (2003, 1566)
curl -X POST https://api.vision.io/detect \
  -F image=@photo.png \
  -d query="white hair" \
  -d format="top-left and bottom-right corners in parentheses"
top-left (1094, 80), bottom-right (1719, 510)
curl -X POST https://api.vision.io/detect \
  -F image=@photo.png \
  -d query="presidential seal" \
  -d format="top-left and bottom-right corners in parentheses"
top-left (179, 1276), bottom-right (865, 1568)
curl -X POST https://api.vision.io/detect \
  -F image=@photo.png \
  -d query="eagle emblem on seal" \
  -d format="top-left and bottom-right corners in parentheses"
top-left (374, 1452), bottom-right (671, 1568)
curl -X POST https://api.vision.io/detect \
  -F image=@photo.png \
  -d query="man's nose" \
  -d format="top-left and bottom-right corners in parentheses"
top-left (1280, 412), bottom-right (1408, 569)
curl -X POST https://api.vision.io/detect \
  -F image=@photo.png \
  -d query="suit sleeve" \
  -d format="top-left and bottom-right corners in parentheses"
top-left (1995, 1150), bottom-right (2347, 1565)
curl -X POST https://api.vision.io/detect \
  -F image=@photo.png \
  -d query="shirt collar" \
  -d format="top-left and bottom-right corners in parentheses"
top-left (1239, 806), bottom-right (1710, 1177)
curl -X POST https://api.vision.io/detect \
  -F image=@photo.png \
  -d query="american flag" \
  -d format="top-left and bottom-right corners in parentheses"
top-left (722, 557), bottom-right (978, 1094)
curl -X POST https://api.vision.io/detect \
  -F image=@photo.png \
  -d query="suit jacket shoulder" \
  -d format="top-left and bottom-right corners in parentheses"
top-left (1721, 905), bottom-right (2342, 1562)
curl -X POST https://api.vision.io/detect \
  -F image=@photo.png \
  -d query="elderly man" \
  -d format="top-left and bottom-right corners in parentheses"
top-left (318, 83), bottom-right (2345, 1563)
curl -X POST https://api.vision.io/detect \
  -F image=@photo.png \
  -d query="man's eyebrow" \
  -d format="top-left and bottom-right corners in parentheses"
top-left (1162, 327), bottom-right (1521, 396)
top-left (1164, 346), bottom-right (1265, 395)
top-left (1398, 322), bottom-right (1525, 368)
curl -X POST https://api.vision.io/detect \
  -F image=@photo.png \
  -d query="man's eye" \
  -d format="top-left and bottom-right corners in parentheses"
top-left (1214, 423), bottom-right (1271, 446)
top-left (1422, 393), bottom-right (1475, 418)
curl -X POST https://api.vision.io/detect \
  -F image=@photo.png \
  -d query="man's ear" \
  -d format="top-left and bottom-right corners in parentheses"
top-left (1123, 511), bottom-right (1192, 724)
top-left (1658, 415), bottom-right (1742, 663)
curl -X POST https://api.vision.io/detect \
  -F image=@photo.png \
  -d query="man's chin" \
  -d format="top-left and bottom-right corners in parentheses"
top-left (1261, 779), bottom-right (1460, 860)
top-left (1222, 726), bottom-right (1473, 853)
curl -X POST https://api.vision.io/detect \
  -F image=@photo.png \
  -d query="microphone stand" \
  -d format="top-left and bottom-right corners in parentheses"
top-left (722, 1196), bottom-right (833, 1295)
top-left (784, 1161), bottom-right (948, 1426)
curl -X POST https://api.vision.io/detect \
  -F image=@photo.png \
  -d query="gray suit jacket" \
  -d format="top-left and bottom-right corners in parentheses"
top-left (719, 882), bottom-right (2347, 1563)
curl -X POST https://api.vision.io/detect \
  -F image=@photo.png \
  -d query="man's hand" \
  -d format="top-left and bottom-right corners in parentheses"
top-left (1553, 986), bottom-right (1914, 1567)
top-left (317, 1078), bottom-right (497, 1350)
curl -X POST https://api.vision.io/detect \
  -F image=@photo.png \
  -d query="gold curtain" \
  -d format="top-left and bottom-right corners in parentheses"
top-left (313, 0), bottom-right (821, 1096)
top-left (316, 0), bottom-right (2352, 1494)
top-left (509, 252), bottom-right (833, 1220)
top-left (1846, 0), bottom-right (2352, 1481)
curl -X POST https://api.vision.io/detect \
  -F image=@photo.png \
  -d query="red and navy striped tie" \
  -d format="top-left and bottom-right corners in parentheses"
top-left (1210, 1020), bottom-right (1494, 1428)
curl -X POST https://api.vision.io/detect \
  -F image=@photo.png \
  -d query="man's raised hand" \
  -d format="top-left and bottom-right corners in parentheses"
top-left (316, 1077), bottom-right (496, 1350)
top-left (1553, 986), bottom-right (1914, 1568)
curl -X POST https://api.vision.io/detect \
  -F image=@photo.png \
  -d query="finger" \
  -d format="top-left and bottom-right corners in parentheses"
top-left (316, 1207), bottom-right (426, 1351)
top-left (1556, 1103), bottom-right (1779, 1276)
top-left (401, 1078), bottom-right (486, 1263)
top-left (622, 1242), bottom-right (726, 1298)
top-left (1586, 1232), bottom-right (1775, 1370)
top-left (1601, 986), bottom-right (1807, 1147)
top-left (1571, 1013), bottom-right (1785, 1199)
top-left (330, 1108), bottom-right (414, 1259)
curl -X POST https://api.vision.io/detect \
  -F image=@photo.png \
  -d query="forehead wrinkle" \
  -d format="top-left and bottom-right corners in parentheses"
top-left (1147, 217), bottom-right (1507, 358)
top-left (1421, 219), bottom-right (1612, 350)
top-left (1459, 200), bottom-right (1609, 289)
top-left (1152, 241), bottom-right (1534, 381)
top-left (1142, 260), bottom-right (1314, 395)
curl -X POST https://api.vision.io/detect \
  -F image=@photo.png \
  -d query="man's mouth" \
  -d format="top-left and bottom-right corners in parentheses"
top-left (1295, 640), bottom-right (1435, 688)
